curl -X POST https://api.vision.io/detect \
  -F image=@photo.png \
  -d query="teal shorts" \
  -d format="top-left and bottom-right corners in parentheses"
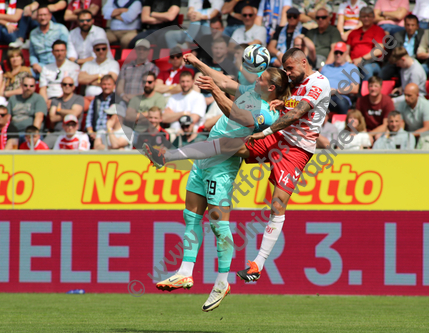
top-left (186, 159), bottom-right (240, 207)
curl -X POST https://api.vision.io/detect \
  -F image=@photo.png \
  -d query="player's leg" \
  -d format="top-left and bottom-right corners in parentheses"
top-left (156, 166), bottom-right (207, 291)
top-left (201, 166), bottom-right (236, 312)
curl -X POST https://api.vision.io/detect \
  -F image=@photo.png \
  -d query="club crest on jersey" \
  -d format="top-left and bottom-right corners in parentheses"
top-left (296, 85), bottom-right (307, 96)
top-left (308, 86), bottom-right (322, 100)
top-left (256, 114), bottom-right (265, 125)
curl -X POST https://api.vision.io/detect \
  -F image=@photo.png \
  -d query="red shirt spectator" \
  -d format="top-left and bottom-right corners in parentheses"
top-left (347, 24), bottom-right (385, 60)
top-left (19, 140), bottom-right (49, 150)
top-left (53, 114), bottom-right (90, 150)
top-left (66, 0), bottom-right (103, 28)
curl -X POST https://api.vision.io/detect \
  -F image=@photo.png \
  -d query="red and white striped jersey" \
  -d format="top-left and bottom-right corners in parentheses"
top-left (280, 71), bottom-right (331, 154)
top-left (53, 132), bottom-right (90, 151)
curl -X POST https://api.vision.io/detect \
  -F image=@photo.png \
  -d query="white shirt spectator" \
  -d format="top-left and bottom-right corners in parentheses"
top-left (102, 0), bottom-right (142, 31)
top-left (231, 24), bottom-right (268, 46)
top-left (53, 131), bottom-right (90, 150)
top-left (39, 60), bottom-right (80, 99)
top-left (343, 132), bottom-right (372, 150)
top-left (412, 0), bottom-right (429, 21)
top-left (81, 58), bottom-right (120, 96)
top-left (188, 0), bottom-right (224, 16)
top-left (67, 26), bottom-right (113, 61)
top-left (96, 126), bottom-right (134, 150)
top-left (257, 0), bottom-right (291, 19)
top-left (166, 90), bottom-right (207, 131)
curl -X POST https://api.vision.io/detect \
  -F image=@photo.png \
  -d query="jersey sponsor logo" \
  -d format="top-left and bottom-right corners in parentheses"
top-left (285, 99), bottom-right (299, 108)
top-left (256, 114), bottom-right (265, 125)
top-left (265, 226), bottom-right (274, 234)
top-left (308, 86), bottom-right (323, 100)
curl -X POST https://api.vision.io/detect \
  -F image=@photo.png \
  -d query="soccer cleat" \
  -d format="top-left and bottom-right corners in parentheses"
top-left (202, 283), bottom-right (230, 312)
top-left (236, 260), bottom-right (261, 282)
top-left (156, 273), bottom-right (194, 292)
top-left (142, 143), bottom-right (165, 169)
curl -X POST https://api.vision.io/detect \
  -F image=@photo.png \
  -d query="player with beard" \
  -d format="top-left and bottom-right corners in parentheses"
top-left (145, 48), bottom-right (331, 284)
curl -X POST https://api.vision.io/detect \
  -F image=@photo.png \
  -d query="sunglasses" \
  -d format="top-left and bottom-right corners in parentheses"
top-left (23, 84), bottom-right (35, 88)
top-left (65, 122), bottom-right (77, 127)
top-left (143, 80), bottom-right (154, 84)
top-left (242, 13), bottom-right (254, 17)
top-left (0, 113), bottom-right (8, 117)
top-left (79, 19), bottom-right (92, 23)
top-left (170, 55), bottom-right (182, 59)
top-left (95, 47), bottom-right (107, 51)
top-left (334, 51), bottom-right (344, 55)
top-left (287, 14), bottom-right (298, 19)
top-left (62, 83), bottom-right (74, 87)
top-left (316, 15), bottom-right (328, 20)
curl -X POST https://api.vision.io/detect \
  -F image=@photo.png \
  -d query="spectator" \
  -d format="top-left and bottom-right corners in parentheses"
top-left (172, 115), bottom-right (207, 147)
top-left (0, 49), bottom-right (32, 99)
top-left (135, 106), bottom-right (171, 150)
top-left (302, 8), bottom-right (342, 69)
top-left (44, 77), bottom-right (84, 148)
top-left (54, 114), bottom-right (90, 150)
top-left (94, 104), bottom-right (133, 150)
top-left (346, 7), bottom-right (386, 81)
top-left (102, 0), bottom-right (142, 49)
top-left (128, 0), bottom-right (181, 48)
top-left (395, 83), bottom-right (429, 137)
top-left (116, 39), bottom-right (160, 105)
top-left (321, 41), bottom-right (360, 114)
top-left (293, 0), bottom-right (333, 30)
top-left (78, 39), bottom-right (120, 97)
top-left (0, 104), bottom-right (19, 150)
top-left (374, 0), bottom-right (409, 36)
top-left (155, 47), bottom-right (195, 96)
top-left (356, 75), bottom-right (395, 133)
top-left (127, 72), bottom-right (166, 121)
top-left (373, 110), bottom-right (415, 149)
top-left (19, 125), bottom-right (49, 150)
top-left (316, 115), bottom-right (339, 148)
top-left (206, 37), bottom-right (238, 77)
top-left (268, 7), bottom-right (307, 66)
top-left (336, 0), bottom-right (366, 42)
top-left (255, 0), bottom-right (290, 44)
top-left (163, 71), bottom-right (206, 133)
top-left (0, 0), bottom-right (25, 45)
top-left (86, 74), bottom-right (116, 139)
top-left (7, 76), bottom-right (47, 135)
top-left (416, 28), bottom-right (429, 75)
top-left (412, 0), bottom-right (429, 30)
top-left (64, 0), bottom-right (102, 29)
top-left (389, 46), bottom-right (427, 102)
top-left (39, 40), bottom-right (80, 107)
top-left (67, 10), bottom-right (112, 66)
top-left (381, 14), bottom-right (424, 80)
top-left (230, 6), bottom-right (267, 48)
top-left (195, 15), bottom-right (230, 63)
top-left (221, 0), bottom-right (259, 37)
top-left (342, 109), bottom-right (373, 150)
top-left (29, 7), bottom-right (69, 78)
top-left (164, 0), bottom-right (222, 49)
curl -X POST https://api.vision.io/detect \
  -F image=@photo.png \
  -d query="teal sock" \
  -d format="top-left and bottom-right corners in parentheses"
top-left (210, 220), bottom-right (233, 273)
top-left (182, 209), bottom-right (204, 262)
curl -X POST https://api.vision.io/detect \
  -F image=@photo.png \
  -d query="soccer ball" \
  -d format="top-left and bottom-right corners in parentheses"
top-left (242, 44), bottom-right (270, 73)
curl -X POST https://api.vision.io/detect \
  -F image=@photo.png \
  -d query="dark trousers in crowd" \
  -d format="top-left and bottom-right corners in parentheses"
top-left (329, 94), bottom-right (351, 115)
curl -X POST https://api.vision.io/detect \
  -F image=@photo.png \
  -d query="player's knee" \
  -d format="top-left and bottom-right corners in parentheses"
top-left (271, 200), bottom-right (286, 215)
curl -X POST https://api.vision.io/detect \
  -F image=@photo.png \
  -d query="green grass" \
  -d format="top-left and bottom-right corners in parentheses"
top-left (0, 293), bottom-right (428, 332)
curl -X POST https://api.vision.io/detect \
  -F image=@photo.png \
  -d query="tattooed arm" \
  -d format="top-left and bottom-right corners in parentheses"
top-left (246, 100), bottom-right (312, 145)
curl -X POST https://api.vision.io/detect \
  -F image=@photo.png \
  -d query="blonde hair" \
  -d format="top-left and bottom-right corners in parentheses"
top-left (345, 109), bottom-right (367, 132)
top-left (266, 68), bottom-right (290, 101)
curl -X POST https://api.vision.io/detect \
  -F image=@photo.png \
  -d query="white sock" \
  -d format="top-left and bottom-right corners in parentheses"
top-left (165, 139), bottom-right (221, 162)
top-left (254, 214), bottom-right (285, 271)
top-left (214, 272), bottom-right (229, 289)
top-left (177, 261), bottom-right (194, 277)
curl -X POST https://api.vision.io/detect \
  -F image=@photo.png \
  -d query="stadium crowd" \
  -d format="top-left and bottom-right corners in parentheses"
top-left (0, 0), bottom-right (429, 151)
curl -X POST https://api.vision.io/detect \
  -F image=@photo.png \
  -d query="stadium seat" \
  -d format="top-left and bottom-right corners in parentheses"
top-left (330, 13), bottom-right (337, 26)
top-left (361, 80), bottom-right (395, 96)
top-left (154, 48), bottom-right (192, 72)
top-left (178, 14), bottom-right (184, 26)
top-left (121, 48), bottom-right (154, 62)
top-left (21, 49), bottom-right (30, 67)
top-left (426, 80), bottom-right (429, 99)
top-left (332, 114), bottom-right (347, 124)
top-left (110, 49), bottom-right (116, 58)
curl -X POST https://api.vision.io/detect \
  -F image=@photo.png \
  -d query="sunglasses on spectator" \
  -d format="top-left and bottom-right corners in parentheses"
top-left (170, 55), bottom-right (182, 59)
top-left (79, 19), bottom-right (92, 23)
top-left (0, 113), bottom-right (8, 117)
top-left (61, 83), bottom-right (74, 87)
top-left (143, 80), bottom-right (154, 84)
top-left (65, 122), bottom-right (77, 127)
top-left (287, 14), bottom-right (298, 19)
top-left (23, 84), bottom-right (35, 88)
top-left (242, 13), bottom-right (254, 17)
top-left (95, 47), bottom-right (107, 51)
top-left (334, 51), bottom-right (344, 55)
top-left (316, 15), bottom-right (328, 20)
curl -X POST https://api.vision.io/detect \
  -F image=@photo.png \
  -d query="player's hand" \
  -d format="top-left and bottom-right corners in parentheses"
top-left (183, 53), bottom-right (199, 66)
top-left (269, 99), bottom-right (284, 111)
top-left (246, 131), bottom-right (265, 147)
top-left (196, 75), bottom-right (216, 91)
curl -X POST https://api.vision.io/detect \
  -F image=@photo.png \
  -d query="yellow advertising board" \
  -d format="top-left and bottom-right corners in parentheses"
top-left (0, 152), bottom-right (428, 210)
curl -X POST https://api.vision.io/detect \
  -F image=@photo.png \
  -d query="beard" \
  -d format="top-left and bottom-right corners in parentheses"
top-left (144, 86), bottom-right (154, 94)
top-left (80, 25), bottom-right (91, 32)
top-left (292, 71), bottom-right (305, 85)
